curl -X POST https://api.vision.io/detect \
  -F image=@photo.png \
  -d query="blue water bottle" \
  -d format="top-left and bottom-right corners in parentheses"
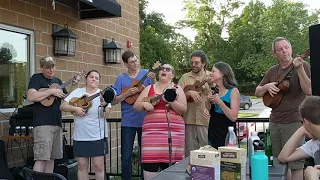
top-left (251, 140), bottom-right (268, 180)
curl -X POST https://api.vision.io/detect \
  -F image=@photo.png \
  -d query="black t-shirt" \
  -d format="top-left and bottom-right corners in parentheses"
top-left (28, 73), bottom-right (67, 127)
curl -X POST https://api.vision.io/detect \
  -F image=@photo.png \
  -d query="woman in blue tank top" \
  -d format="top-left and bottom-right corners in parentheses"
top-left (206, 62), bottom-right (240, 149)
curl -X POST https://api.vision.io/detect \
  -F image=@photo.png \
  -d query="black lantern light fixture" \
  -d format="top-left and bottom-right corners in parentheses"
top-left (103, 38), bottom-right (122, 63)
top-left (52, 24), bottom-right (77, 56)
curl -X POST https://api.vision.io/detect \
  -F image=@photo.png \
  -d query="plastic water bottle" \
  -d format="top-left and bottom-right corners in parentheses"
top-left (251, 140), bottom-right (268, 180)
top-left (225, 126), bottom-right (237, 146)
top-left (248, 131), bottom-right (260, 179)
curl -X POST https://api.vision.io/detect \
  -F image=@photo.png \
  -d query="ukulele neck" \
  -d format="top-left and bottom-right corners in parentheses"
top-left (86, 91), bottom-right (103, 102)
top-left (150, 94), bottom-right (163, 103)
top-left (58, 78), bottom-right (74, 90)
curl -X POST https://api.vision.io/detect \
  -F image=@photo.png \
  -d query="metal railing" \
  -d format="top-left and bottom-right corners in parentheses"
top-left (62, 117), bottom-right (270, 179)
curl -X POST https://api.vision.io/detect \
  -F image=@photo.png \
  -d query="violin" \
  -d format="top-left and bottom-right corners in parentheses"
top-left (263, 49), bottom-right (310, 108)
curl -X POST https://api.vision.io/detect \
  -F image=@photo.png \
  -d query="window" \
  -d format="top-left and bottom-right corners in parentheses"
top-left (0, 24), bottom-right (34, 112)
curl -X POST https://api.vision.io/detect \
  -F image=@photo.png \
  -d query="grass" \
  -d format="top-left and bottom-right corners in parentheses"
top-left (238, 112), bottom-right (259, 118)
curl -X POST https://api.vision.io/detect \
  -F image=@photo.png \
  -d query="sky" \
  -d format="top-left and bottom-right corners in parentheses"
top-left (146, 0), bottom-right (320, 40)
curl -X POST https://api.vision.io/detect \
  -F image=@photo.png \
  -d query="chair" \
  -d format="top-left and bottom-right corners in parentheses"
top-left (0, 140), bottom-right (14, 180)
top-left (22, 167), bottom-right (67, 180)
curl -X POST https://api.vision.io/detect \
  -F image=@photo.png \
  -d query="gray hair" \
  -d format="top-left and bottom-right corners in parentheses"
top-left (272, 37), bottom-right (291, 53)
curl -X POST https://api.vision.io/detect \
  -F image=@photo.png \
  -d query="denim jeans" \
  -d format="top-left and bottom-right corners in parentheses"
top-left (121, 127), bottom-right (143, 180)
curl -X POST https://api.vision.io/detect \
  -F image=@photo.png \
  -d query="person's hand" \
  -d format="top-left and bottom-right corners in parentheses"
top-left (304, 166), bottom-right (320, 180)
top-left (147, 72), bottom-right (156, 82)
top-left (100, 94), bottom-right (107, 107)
top-left (73, 107), bottom-right (86, 116)
top-left (203, 108), bottom-right (210, 120)
top-left (264, 82), bottom-right (280, 97)
top-left (126, 87), bottom-right (140, 97)
top-left (51, 89), bottom-right (66, 98)
top-left (204, 74), bottom-right (213, 84)
top-left (207, 93), bottom-right (221, 104)
top-left (188, 90), bottom-right (202, 103)
top-left (143, 102), bottom-right (154, 112)
top-left (293, 56), bottom-right (304, 70)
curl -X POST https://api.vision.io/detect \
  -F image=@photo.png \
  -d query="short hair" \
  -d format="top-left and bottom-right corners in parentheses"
top-left (299, 96), bottom-right (320, 125)
top-left (272, 37), bottom-right (291, 53)
top-left (122, 51), bottom-right (135, 63)
top-left (162, 64), bottom-right (175, 75)
top-left (190, 50), bottom-right (209, 70)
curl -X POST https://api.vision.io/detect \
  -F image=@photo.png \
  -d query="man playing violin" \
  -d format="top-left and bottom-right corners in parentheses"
top-left (178, 50), bottom-right (212, 157)
top-left (112, 51), bottom-right (156, 180)
top-left (255, 37), bottom-right (311, 180)
top-left (27, 56), bottom-right (67, 173)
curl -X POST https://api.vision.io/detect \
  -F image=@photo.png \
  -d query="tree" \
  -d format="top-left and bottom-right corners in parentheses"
top-left (180, 0), bottom-right (244, 65)
top-left (181, 0), bottom-right (319, 92)
top-left (0, 47), bottom-right (12, 64)
top-left (139, 0), bottom-right (193, 81)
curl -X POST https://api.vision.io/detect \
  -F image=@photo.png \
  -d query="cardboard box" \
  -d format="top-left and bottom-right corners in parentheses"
top-left (218, 146), bottom-right (247, 180)
top-left (190, 148), bottom-right (220, 180)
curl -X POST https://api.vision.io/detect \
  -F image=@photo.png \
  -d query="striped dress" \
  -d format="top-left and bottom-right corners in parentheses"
top-left (141, 84), bottom-right (185, 163)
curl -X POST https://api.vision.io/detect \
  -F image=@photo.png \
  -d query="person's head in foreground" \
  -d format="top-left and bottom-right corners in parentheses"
top-left (299, 95), bottom-right (320, 139)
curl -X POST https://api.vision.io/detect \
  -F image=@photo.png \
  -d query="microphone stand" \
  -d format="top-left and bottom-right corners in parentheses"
top-left (165, 103), bottom-right (172, 167)
top-left (101, 103), bottom-right (111, 180)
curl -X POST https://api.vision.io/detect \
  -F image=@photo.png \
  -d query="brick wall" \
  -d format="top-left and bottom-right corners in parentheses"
top-left (0, 0), bottom-right (140, 170)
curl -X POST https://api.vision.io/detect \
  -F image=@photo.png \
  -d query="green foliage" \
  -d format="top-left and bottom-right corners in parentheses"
top-left (139, 0), bottom-right (193, 80)
top-left (180, 0), bottom-right (319, 91)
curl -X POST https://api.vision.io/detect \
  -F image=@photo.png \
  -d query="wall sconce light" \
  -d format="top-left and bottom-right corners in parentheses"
top-left (52, 24), bottom-right (77, 56)
top-left (103, 38), bottom-right (122, 64)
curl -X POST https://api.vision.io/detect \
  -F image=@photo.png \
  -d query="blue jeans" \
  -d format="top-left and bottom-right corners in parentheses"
top-left (121, 127), bottom-right (143, 180)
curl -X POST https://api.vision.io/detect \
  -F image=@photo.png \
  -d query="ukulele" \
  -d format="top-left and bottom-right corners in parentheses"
top-left (39, 70), bottom-right (86, 107)
top-left (263, 49), bottom-right (310, 108)
top-left (142, 85), bottom-right (178, 106)
top-left (68, 88), bottom-right (107, 115)
top-left (142, 94), bottom-right (163, 107)
top-left (122, 61), bottom-right (161, 104)
top-left (184, 76), bottom-right (210, 102)
top-left (211, 84), bottom-right (219, 95)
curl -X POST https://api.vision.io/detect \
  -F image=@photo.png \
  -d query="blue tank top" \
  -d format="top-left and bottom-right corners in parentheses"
top-left (214, 88), bottom-right (233, 114)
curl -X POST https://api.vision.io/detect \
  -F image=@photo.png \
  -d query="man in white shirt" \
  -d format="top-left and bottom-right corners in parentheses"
top-left (278, 96), bottom-right (320, 179)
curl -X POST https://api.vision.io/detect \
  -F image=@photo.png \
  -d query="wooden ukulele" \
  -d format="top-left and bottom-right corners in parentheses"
top-left (39, 71), bottom-right (86, 107)
top-left (184, 76), bottom-right (210, 102)
top-left (122, 61), bottom-right (161, 104)
top-left (142, 94), bottom-right (163, 107)
top-left (68, 89), bottom-right (107, 115)
top-left (142, 85), bottom-right (178, 106)
top-left (263, 49), bottom-right (310, 108)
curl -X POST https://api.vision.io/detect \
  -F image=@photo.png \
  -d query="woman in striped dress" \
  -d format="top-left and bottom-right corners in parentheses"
top-left (133, 64), bottom-right (187, 179)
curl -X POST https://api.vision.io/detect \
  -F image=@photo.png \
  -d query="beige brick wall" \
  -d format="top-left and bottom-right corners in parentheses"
top-left (0, 0), bottom-right (140, 169)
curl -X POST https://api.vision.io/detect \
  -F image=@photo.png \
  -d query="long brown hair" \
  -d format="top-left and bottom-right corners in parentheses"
top-left (213, 62), bottom-right (237, 89)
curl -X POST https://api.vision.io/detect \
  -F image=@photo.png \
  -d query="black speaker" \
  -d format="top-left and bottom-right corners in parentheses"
top-left (309, 24), bottom-right (320, 96)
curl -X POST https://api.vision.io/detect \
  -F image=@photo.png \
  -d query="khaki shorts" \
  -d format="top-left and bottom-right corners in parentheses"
top-left (270, 121), bottom-right (304, 169)
top-left (33, 125), bottom-right (63, 161)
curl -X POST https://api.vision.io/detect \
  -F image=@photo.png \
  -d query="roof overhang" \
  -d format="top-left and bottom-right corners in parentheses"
top-left (55, 0), bottom-right (121, 20)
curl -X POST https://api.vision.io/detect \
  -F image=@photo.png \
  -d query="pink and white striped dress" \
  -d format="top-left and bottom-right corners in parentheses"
top-left (141, 84), bottom-right (185, 163)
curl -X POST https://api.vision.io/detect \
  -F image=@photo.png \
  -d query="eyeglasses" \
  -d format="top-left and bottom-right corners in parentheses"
top-left (160, 66), bottom-right (172, 72)
top-left (128, 59), bottom-right (139, 65)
